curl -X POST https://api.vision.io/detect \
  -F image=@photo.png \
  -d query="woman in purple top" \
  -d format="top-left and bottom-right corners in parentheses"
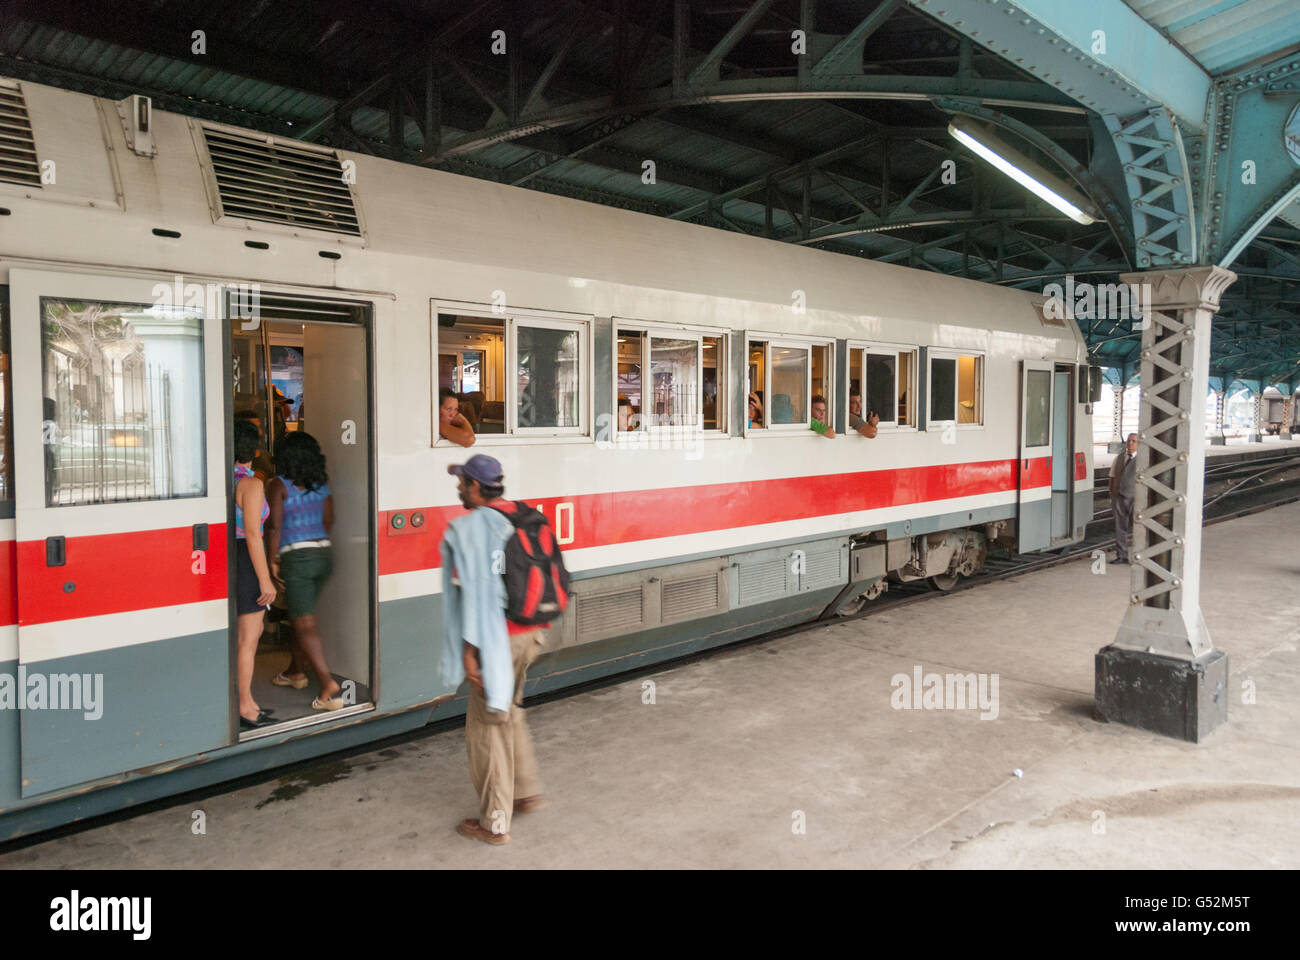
top-left (233, 418), bottom-right (276, 729)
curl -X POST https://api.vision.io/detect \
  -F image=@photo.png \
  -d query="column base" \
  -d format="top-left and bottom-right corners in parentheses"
top-left (1209, 435), bottom-right (1227, 446)
top-left (1106, 440), bottom-right (1125, 453)
top-left (1247, 432), bottom-right (1263, 443)
top-left (1094, 646), bottom-right (1228, 742)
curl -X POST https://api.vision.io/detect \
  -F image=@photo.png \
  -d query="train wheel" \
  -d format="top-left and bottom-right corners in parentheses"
top-left (928, 572), bottom-right (960, 592)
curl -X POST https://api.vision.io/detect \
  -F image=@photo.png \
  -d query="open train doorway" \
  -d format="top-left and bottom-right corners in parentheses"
top-left (228, 292), bottom-right (375, 740)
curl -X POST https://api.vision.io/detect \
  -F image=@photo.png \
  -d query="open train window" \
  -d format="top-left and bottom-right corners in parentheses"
top-left (928, 350), bottom-right (984, 427)
top-left (433, 303), bottom-right (588, 443)
top-left (615, 322), bottom-right (727, 436)
top-left (745, 336), bottom-right (833, 434)
top-left (846, 342), bottom-right (917, 430)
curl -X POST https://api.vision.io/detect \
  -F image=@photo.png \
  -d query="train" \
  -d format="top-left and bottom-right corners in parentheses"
top-left (0, 76), bottom-right (1096, 839)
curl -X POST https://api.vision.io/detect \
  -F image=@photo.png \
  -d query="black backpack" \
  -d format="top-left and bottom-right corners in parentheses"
top-left (488, 501), bottom-right (572, 625)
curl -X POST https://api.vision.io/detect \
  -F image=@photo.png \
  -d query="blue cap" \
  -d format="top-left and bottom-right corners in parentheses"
top-left (448, 454), bottom-right (504, 487)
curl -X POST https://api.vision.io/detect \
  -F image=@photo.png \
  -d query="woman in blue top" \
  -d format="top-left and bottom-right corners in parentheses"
top-left (234, 418), bottom-right (276, 729)
top-left (265, 431), bottom-right (343, 711)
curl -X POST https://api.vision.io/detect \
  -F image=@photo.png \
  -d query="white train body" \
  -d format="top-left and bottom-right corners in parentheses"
top-left (0, 78), bottom-right (1092, 837)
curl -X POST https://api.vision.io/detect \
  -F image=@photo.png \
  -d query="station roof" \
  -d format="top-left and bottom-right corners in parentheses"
top-left (2, 0), bottom-right (1299, 387)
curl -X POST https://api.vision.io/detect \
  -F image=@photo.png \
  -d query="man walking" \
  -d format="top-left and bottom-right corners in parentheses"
top-left (440, 454), bottom-right (546, 845)
top-left (1109, 433), bottom-right (1139, 564)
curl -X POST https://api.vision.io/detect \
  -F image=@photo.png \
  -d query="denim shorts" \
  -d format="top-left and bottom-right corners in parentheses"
top-left (279, 546), bottom-right (333, 619)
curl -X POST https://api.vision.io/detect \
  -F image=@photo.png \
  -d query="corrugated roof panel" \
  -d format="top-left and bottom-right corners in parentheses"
top-left (1128, 0), bottom-right (1300, 74)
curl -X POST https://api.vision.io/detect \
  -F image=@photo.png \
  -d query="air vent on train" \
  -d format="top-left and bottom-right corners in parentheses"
top-left (201, 126), bottom-right (361, 236)
top-left (0, 80), bottom-right (41, 188)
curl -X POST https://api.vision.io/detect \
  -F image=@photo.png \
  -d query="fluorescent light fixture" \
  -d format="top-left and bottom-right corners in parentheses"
top-left (947, 118), bottom-right (1098, 225)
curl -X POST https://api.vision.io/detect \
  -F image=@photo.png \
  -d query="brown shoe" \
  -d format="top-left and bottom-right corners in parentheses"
top-left (456, 817), bottom-right (510, 845)
top-left (513, 795), bottom-right (546, 814)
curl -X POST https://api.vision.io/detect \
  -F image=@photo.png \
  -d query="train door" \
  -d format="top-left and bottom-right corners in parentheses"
top-left (7, 268), bottom-right (230, 797)
top-left (1050, 367), bottom-right (1073, 541)
top-left (230, 292), bottom-right (374, 738)
top-left (1018, 360), bottom-right (1053, 553)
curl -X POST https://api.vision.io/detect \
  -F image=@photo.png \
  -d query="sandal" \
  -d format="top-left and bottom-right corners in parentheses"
top-left (272, 672), bottom-right (309, 689)
top-left (312, 692), bottom-right (345, 711)
top-left (239, 710), bottom-right (276, 730)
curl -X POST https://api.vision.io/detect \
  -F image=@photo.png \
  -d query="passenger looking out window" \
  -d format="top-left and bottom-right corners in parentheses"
top-left (810, 395), bottom-right (836, 439)
top-left (748, 391), bottom-right (764, 429)
top-left (848, 393), bottom-right (879, 438)
top-left (439, 387), bottom-right (476, 447)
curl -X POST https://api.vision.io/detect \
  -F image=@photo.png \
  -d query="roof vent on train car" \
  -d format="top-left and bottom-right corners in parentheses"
top-left (0, 79), bottom-right (42, 188)
top-left (200, 125), bottom-right (361, 237)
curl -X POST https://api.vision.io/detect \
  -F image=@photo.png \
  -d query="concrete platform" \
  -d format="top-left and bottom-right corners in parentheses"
top-left (1093, 435), bottom-right (1300, 471)
top-left (3, 504), bottom-right (1299, 869)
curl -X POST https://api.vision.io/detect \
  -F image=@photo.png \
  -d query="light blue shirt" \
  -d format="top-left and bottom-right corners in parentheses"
top-left (440, 506), bottom-right (515, 713)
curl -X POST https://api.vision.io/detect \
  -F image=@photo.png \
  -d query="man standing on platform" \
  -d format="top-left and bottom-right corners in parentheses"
top-left (1109, 433), bottom-right (1139, 564)
top-left (440, 454), bottom-right (546, 846)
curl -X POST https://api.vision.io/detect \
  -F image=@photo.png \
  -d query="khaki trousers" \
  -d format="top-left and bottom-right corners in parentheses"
top-left (465, 628), bottom-right (545, 834)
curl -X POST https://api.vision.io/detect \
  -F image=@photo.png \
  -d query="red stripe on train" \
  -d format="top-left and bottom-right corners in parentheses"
top-left (14, 525), bottom-right (228, 627)
top-left (378, 456), bottom-right (1051, 577)
top-left (2, 457), bottom-right (1058, 625)
top-left (0, 539), bottom-right (15, 628)
top-left (1019, 456), bottom-right (1052, 489)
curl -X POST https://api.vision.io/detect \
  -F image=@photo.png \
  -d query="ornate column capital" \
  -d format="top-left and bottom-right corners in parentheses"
top-left (1120, 265), bottom-right (1237, 313)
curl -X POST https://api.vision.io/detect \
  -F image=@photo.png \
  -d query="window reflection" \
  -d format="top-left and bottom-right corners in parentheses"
top-left (41, 297), bottom-right (206, 506)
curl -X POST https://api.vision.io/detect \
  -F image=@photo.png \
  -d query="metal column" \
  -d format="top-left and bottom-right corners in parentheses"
top-left (1095, 265), bottom-right (1236, 742)
top-left (1106, 365), bottom-right (1128, 454)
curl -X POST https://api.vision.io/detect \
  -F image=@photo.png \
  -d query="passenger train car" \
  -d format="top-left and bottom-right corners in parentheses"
top-left (0, 77), bottom-right (1095, 839)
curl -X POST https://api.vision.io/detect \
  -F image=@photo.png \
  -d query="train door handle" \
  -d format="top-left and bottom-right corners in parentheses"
top-left (193, 523), bottom-right (209, 551)
top-left (46, 536), bottom-right (66, 567)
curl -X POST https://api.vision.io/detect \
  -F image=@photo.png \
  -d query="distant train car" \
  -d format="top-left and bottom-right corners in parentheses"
top-left (0, 77), bottom-right (1093, 838)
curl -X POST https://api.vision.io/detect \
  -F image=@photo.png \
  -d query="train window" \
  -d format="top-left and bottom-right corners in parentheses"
top-left (811, 343), bottom-right (831, 417)
top-left (515, 322), bottom-right (582, 432)
top-left (847, 344), bottom-right (917, 429)
top-left (435, 308), bottom-right (587, 439)
top-left (928, 351), bottom-right (984, 427)
top-left (702, 335), bottom-right (724, 431)
top-left (649, 336), bottom-right (699, 428)
top-left (616, 325), bottom-right (727, 435)
top-left (40, 297), bottom-right (207, 506)
top-left (769, 346), bottom-right (807, 425)
top-left (747, 340), bottom-right (767, 430)
top-left (1024, 369), bottom-right (1051, 446)
top-left (616, 329), bottom-right (644, 431)
top-left (0, 289), bottom-right (12, 511)
top-left (437, 314), bottom-right (505, 434)
top-left (747, 337), bottom-right (832, 432)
